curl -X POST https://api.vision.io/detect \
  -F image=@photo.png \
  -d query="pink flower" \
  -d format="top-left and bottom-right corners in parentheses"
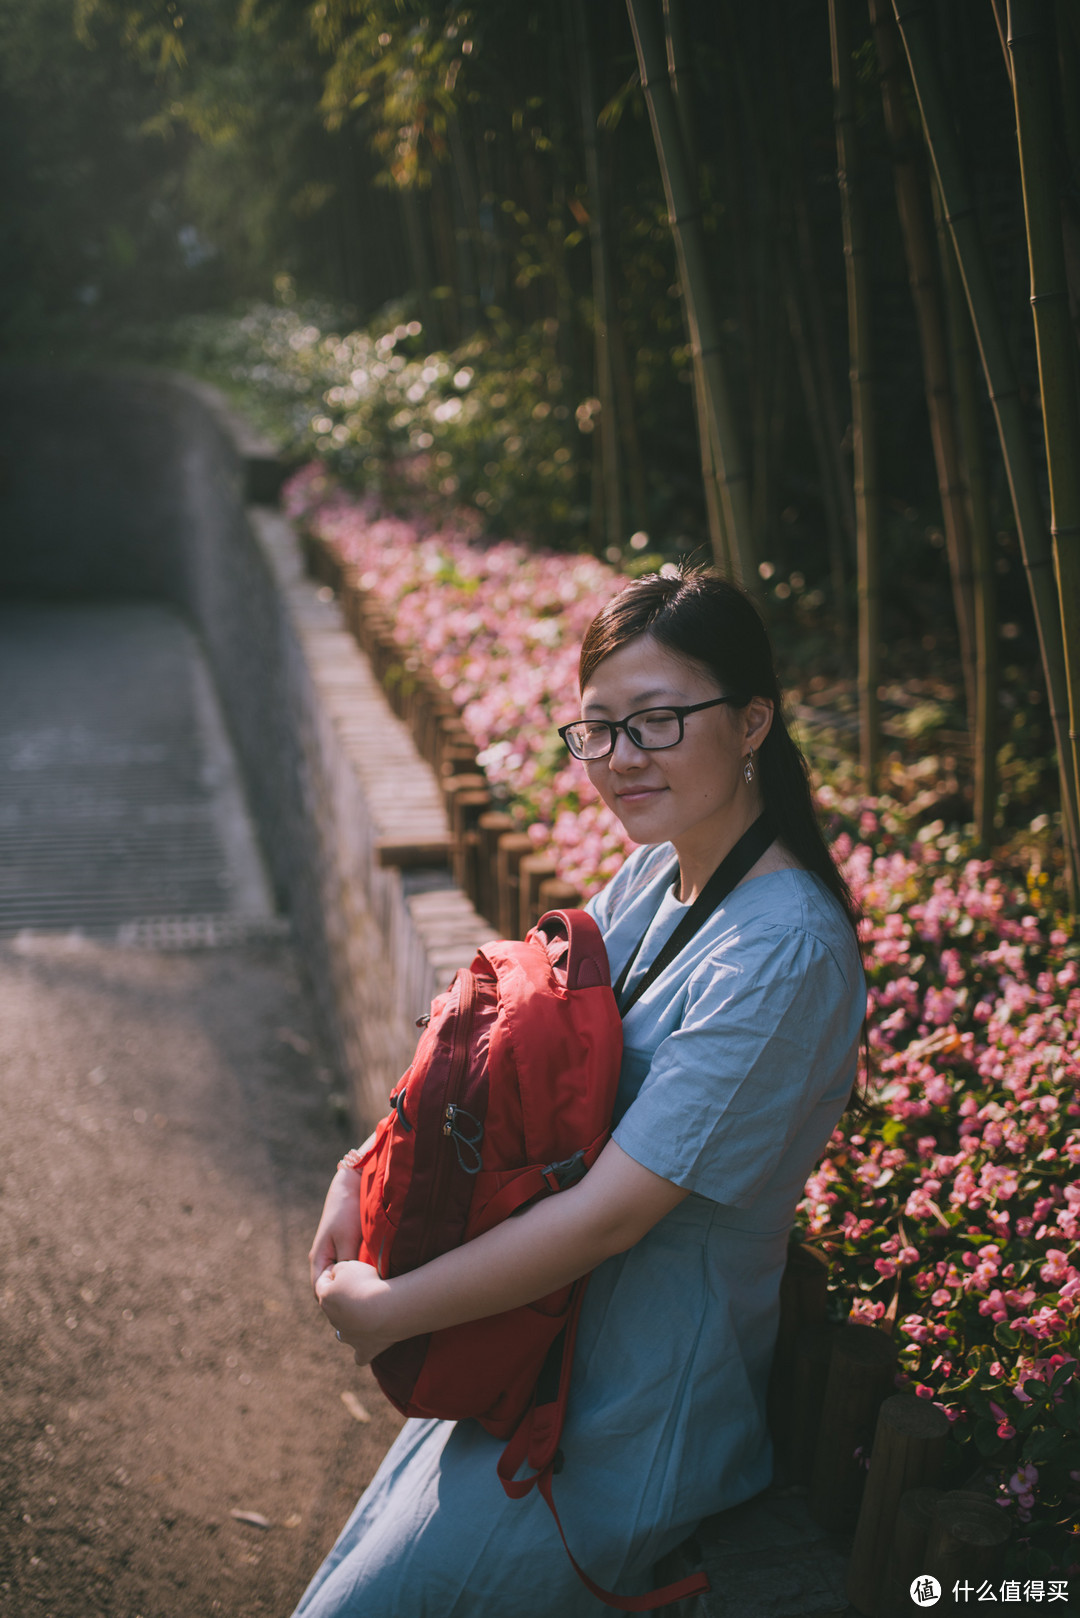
top-left (1040, 1249), bottom-right (1072, 1285)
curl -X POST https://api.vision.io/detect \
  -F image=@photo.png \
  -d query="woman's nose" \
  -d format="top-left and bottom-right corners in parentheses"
top-left (608, 727), bottom-right (647, 768)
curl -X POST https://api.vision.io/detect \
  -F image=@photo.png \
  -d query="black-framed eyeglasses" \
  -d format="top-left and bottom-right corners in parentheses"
top-left (558, 697), bottom-right (734, 761)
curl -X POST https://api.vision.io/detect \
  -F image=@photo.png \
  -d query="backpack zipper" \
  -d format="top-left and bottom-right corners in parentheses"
top-left (415, 967), bottom-right (478, 1270)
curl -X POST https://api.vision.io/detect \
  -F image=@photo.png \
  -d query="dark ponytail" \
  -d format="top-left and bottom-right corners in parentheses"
top-left (577, 567), bottom-right (860, 939)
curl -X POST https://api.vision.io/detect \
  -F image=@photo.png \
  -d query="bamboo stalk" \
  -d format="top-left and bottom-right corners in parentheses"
top-left (869, 0), bottom-right (978, 733)
top-left (573, 0), bottom-right (623, 556)
top-left (829, 0), bottom-right (881, 788)
top-left (935, 181), bottom-right (998, 844)
top-left (625, 0), bottom-right (756, 585)
top-left (892, 0), bottom-right (1080, 888)
top-left (1056, 1), bottom-right (1080, 195)
top-left (786, 276), bottom-right (850, 620)
top-left (795, 193), bottom-right (858, 553)
top-left (1009, 0), bottom-right (1080, 900)
top-left (662, 0), bottom-right (697, 171)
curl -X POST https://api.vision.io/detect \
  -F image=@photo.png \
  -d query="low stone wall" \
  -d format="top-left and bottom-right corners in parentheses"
top-left (0, 366), bottom-right (490, 1124)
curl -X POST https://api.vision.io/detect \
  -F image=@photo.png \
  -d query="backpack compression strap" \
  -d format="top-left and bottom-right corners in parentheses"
top-left (497, 1280), bottom-right (711, 1612)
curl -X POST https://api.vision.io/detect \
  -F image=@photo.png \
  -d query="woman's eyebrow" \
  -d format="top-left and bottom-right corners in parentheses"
top-left (583, 687), bottom-right (684, 714)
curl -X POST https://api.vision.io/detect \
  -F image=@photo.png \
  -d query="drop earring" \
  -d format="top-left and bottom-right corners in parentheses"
top-left (743, 747), bottom-right (755, 786)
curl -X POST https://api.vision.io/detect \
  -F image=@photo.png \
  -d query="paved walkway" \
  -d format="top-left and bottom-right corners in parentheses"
top-left (0, 604), bottom-right (278, 940)
top-left (0, 606), bottom-right (402, 1617)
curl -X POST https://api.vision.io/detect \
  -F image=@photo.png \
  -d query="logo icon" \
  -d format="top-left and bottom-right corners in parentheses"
top-left (910, 1575), bottom-right (942, 1607)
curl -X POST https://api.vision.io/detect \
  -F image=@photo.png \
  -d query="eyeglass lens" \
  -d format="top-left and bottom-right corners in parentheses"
top-left (564, 709), bottom-right (682, 759)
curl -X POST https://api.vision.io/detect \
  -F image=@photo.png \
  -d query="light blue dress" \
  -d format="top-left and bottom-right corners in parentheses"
top-left (293, 847), bottom-right (865, 1617)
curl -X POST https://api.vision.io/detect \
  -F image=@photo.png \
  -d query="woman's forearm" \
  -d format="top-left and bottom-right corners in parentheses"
top-left (362, 1140), bottom-right (686, 1342)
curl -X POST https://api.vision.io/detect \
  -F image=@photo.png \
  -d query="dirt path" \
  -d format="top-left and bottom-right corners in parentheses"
top-left (0, 934), bottom-right (403, 1618)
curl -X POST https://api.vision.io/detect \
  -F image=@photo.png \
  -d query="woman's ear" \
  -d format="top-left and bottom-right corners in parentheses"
top-left (743, 696), bottom-right (774, 752)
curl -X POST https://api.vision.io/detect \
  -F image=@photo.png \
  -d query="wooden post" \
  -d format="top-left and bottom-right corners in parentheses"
top-left (809, 1324), bottom-right (898, 1530)
top-left (788, 1323), bottom-right (841, 1486)
top-left (518, 853), bottom-right (559, 937)
top-left (923, 1492), bottom-right (1011, 1595)
top-left (846, 1396), bottom-right (951, 1615)
top-left (419, 692), bottom-right (457, 768)
top-left (441, 773), bottom-right (487, 822)
top-left (537, 877), bottom-right (583, 916)
top-left (451, 789), bottom-right (491, 906)
top-left (338, 567), bottom-right (366, 641)
top-left (477, 811), bottom-right (515, 931)
top-left (435, 717), bottom-right (476, 778)
top-left (768, 1244), bottom-right (830, 1480)
top-left (441, 744), bottom-right (481, 778)
top-left (878, 1486), bottom-right (944, 1618)
top-left (355, 602), bottom-right (394, 658)
top-left (497, 833), bottom-right (536, 939)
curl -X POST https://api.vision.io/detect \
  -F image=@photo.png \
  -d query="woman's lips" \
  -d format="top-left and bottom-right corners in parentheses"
top-left (615, 786), bottom-right (666, 804)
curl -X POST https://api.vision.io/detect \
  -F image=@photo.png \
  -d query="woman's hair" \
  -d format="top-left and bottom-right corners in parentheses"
top-left (578, 567), bottom-right (860, 937)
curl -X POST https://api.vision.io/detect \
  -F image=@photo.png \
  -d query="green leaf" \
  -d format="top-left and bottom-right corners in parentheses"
top-left (1021, 1426), bottom-right (1065, 1464)
top-left (973, 1417), bottom-right (1005, 1457)
top-left (994, 1322), bottom-right (1020, 1349)
top-left (1014, 1402), bottom-right (1041, 1432)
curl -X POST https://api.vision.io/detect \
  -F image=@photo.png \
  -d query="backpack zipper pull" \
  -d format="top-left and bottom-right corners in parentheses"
top-left (443, 1103), bottom-right (483, 1174)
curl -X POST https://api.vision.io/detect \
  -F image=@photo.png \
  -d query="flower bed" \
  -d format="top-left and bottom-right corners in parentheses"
top-left (287, 469), bottom-right (1080, 1575)
top-left (285, 464), bottom-right (638, 895)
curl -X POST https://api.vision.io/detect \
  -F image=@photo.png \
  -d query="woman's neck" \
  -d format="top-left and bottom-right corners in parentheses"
top-left (671, 797), bottom-right (768, 903)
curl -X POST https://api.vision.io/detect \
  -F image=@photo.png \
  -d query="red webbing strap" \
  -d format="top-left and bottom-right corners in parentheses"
top-left (471, 1132), bottom-right (610, 1240)
top-left (474, 1167), bottom-right (548, 1240)
top-left (536, 1469), bottom-right (710, 1613)
top-left (497, 1281), bottom-right (711, 1611)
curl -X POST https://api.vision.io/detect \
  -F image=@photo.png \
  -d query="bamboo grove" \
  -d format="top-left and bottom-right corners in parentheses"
top-left (3, 0), bottom-right (1080, 885)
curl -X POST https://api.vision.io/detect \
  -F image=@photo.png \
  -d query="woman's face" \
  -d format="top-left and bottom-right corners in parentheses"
top-left (579, 633), bottom-right (772, 860)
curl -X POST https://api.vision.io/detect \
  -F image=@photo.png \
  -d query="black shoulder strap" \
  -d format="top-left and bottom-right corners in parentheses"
top-left (611, 814), bottom-right (776, 1018)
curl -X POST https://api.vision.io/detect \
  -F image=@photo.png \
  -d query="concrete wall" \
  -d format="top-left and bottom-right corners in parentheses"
top-left (0, 366), bottom-right (490, 1125)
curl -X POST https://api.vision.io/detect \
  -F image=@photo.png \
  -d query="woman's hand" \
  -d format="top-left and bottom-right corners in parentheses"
top-left (315, 1260), bottom-right (397, 1366)
top-left (336, 1141), bottom-right (687, 1350)
top-left (308, 1167), bottom-right (366, 1297)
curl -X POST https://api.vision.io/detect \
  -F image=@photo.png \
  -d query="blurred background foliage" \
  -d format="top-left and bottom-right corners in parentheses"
top-left (2, 0), bottom-right (1077, 848)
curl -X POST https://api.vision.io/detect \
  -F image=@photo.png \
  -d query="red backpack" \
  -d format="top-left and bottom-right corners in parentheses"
top-left (350, 906), bottom-right (711, 1612)
top-left (354, 908), bottom-right (621, 1436)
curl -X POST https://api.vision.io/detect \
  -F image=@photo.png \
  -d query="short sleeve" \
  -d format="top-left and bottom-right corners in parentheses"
top-left (585, 843), bottom-right (669, 934)
top-left (611, 924), bottom-right (859, 1207)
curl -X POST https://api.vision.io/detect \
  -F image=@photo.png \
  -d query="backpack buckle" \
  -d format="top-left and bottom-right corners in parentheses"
top-left (542, 1151), bottom-right (586, 1192)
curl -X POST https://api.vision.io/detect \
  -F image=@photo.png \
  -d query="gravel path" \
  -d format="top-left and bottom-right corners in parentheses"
top-left (0, 933), bottom-right (403, 1618)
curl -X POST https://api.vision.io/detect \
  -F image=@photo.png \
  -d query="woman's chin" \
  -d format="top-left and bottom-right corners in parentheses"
top-left (609, 794), bottom-right (672, 837)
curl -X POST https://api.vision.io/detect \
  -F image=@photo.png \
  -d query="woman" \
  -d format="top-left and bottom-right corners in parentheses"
top-left (295, 569), bottom-right (865, 1617)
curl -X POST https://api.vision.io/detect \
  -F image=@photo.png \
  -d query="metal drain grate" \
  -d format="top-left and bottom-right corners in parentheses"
top-left (0, 604), bottom-right (279, 943)
top-left (116, 914), bottom-right (291, 950)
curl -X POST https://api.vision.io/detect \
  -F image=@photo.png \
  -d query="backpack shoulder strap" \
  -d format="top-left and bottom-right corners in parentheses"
top-left (497, 1280), bottom-right (711, 1612)
top-left (612, 813), bottom-right (776, 1017)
